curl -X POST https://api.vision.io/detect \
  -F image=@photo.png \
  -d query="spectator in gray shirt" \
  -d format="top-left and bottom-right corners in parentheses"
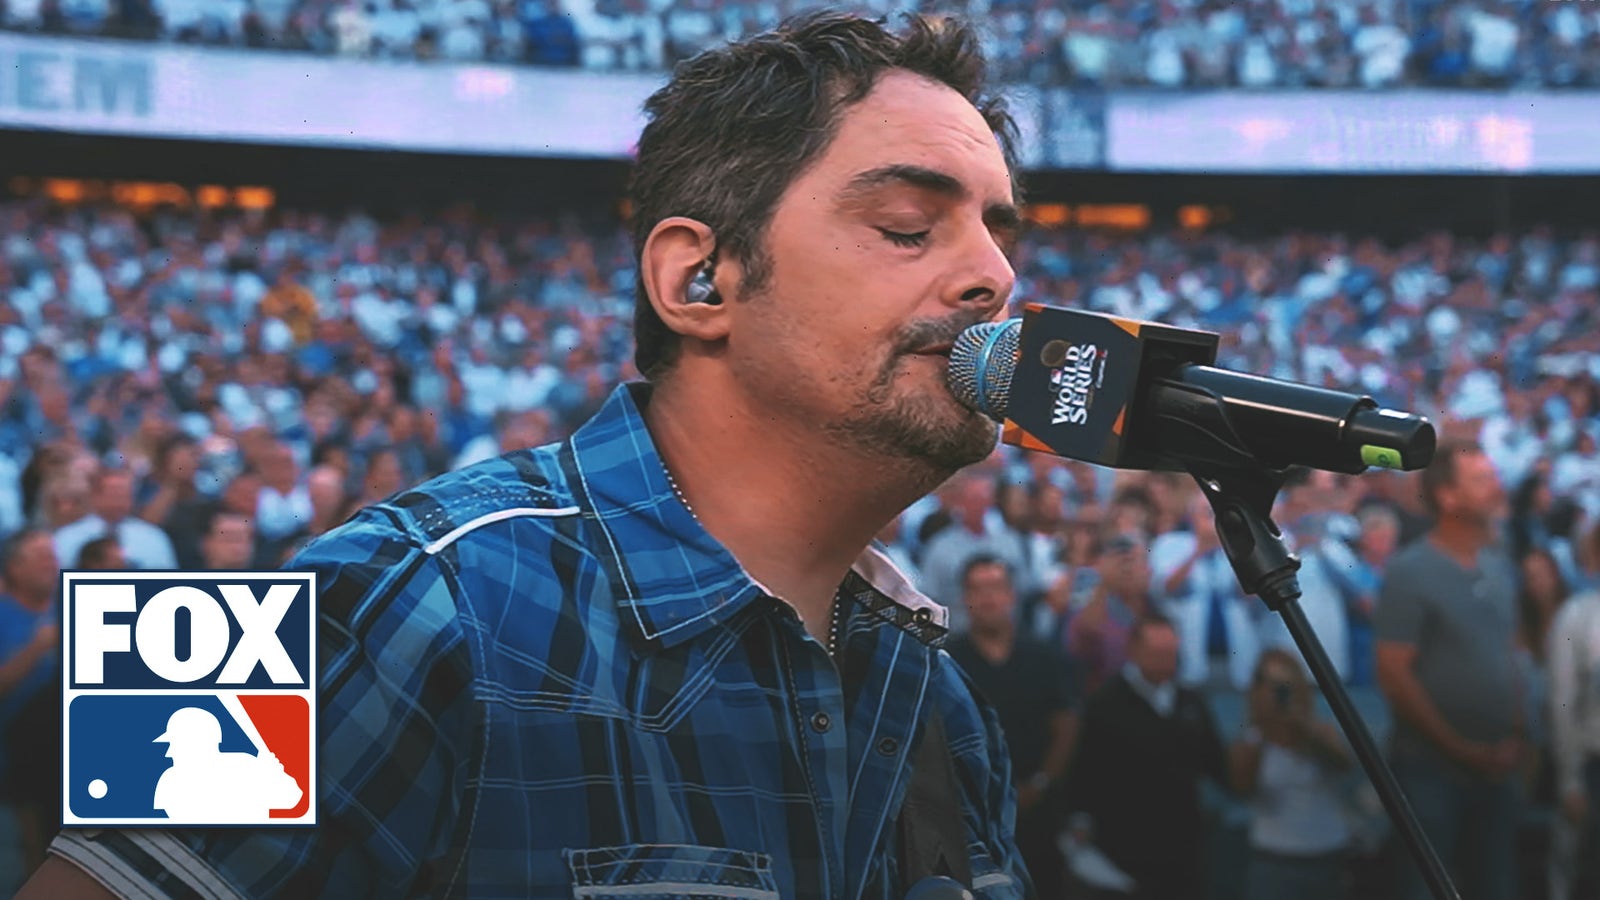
top-left (1375, 437), bottom-right (1522, 900)
top-left (918, 470), bottom-right (1028, 634)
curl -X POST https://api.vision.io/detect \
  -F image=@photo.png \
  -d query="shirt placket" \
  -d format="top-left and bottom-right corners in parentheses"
top-left (777, 602), bottom-right (851, 900)
top-left (839, 622), bottom-right (935, 900)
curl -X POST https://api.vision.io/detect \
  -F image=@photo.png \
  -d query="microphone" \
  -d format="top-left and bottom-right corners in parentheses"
top-left (948, 304), bottom-right (1436, 475)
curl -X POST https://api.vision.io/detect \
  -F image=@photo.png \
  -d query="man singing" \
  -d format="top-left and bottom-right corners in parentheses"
top-left (25, 11), bottom-right (1030, 899)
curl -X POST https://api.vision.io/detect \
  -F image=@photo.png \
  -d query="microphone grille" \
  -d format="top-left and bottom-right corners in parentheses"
top-left (947, 319), bottom-right (1021, 423)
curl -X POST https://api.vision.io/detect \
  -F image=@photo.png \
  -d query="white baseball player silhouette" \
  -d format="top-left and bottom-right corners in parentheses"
top-left (151, 707), bottom-right (303, 822)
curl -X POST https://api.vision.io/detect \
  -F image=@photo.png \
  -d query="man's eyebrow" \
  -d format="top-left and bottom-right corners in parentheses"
top-left (840, 164), bottom-right (965, 200)
top-left (839, 163), bottom-right (1022, 233)
top-left (984, 201), bottom-right (1023, 235)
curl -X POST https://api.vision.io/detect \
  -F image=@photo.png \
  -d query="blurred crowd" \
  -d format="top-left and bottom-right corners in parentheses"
top-left (0, 194), bottom-right (1597, 896)
top-left (4, 0), bottom-right (1600, 88)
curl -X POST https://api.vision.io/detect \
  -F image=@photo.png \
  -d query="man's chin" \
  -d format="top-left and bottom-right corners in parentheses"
top-left (900, 408), bottom-right (1001, 472)
top-left (831, 394), bottom-right (996, 470)
top-left (831, 358), bottom-right (1000, 467)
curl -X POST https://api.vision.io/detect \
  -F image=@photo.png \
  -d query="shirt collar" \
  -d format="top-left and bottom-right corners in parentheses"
top-left (1121, 661), bottom-right (1177, 717)
top-left (563, 382), bottom-right (949, 651)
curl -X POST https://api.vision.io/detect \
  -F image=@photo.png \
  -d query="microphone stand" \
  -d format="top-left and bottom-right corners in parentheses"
top-left (1189, 466), bottom-right (1460, 900)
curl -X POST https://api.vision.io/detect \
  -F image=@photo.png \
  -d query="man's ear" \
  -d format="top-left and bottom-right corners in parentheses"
top-left (641, 217), bottom-right (731, 345)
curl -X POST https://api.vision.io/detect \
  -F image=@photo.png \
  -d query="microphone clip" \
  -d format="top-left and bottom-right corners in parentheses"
top-left (1187, 465), bottom-right (1300, 611)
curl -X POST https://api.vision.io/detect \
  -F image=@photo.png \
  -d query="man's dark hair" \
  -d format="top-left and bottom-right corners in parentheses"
top-left (77, 536), bottom-right (122, 569)
top-left (202, 508), bottom-right (252, 539)
top-left (312, 439), bottom-right (347, 470)
top-left (154, 433), bottom-right (197, 475)
top-left (960, 553), bottom-right (1011, 590)
top-left (91, 464), bottom-right (132, 491)
top-left (1418, 437), bottom-right (1484, 518)
top-left (628, 10), bottom-right (1019, 378)
top-left (1130, 612), bottom-right (1176, 645)
top-left (1110, 485), bottom-right (1154, 516)
top-left (1027, 478), bottom-right (1062, 501)
top-left (1098, 528), bottom-right (1144, 556)
top-left (0, 527), bottom-right (52, 579)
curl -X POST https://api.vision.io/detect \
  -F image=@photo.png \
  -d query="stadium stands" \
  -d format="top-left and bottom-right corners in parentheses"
top-left (2, 196), bottom-right (1596, 542)
top-left (2, 0), bottom-right (1598, 87)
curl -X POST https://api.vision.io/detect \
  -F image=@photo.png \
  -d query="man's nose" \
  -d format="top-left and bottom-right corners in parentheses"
top-left (945, 228), bottom-right (1014, 319)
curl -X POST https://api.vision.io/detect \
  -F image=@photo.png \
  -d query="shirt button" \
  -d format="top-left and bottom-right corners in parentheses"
top-left (811, 711), bottom-right (832, 733)
top-left (913, 608), bottom-right (932, 625)
top-left (877, 737), bottom-right (899, 756)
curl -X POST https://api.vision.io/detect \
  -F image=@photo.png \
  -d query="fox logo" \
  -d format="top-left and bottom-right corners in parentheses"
top-left (61, 572), bottom-right (317, 827)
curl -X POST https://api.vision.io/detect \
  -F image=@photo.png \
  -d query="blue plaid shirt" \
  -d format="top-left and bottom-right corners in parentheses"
top-left (51, 383), bottom-right (1029, 900)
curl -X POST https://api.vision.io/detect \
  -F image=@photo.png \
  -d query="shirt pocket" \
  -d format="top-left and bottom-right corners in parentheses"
top-left (565, 843), bottom-right (780, 900)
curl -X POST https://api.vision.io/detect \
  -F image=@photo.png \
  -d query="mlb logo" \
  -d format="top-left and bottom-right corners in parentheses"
top-left (61, 572), bottom-right (317, 827)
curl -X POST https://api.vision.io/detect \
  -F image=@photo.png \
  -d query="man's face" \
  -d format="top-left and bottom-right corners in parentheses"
top-left (962, 561), bottom-right (1015, 632)
top-left (997, 483), bottom-right (1030, 530)
top-left (46, 481), bottom-right (89, 527)
top-left (366, 453), bottom-right (404, 499)
top-left (203, 515), bottom-right (255, 570)
top-left (1439, 451), bottom-right (1506, 525)
top-left (6, 533), bottom-right (60, 598)
top-left (956, 476), bottom-right (994, 528)
top-left (93, 471), bottom-right (135, 523)
top-left (1360, 518), bottom-right (1398, 560)
top-left (223, 474), bottom-right (261, 516)
top-left (306, 402), bottom-right (338, 439)
top-left (391, 407), bottom-right (418, 443)
top-left (1098, 534), bottom-right (1150, 598)
top-left (264, 444), bottom-right (298, 489)
top-left (500, 411), bottom-right (550, 452)
top-left (1131, 623), bottom-right (1180, 687)
top-left (39, 386), bottom-right (70, 424)
top-left (307, 467), bottom-right (346, 522)
top-left (165, 443), bottom-right (200, 483)
top-left (1109, 499), bottom-right (1150, 535)
top-left (1306, 470), bottom-right (1347, 513)
top-left (724, 69), bottom-right (1018, 472)
top-left (1031, 483), bottom-right (1065, 531)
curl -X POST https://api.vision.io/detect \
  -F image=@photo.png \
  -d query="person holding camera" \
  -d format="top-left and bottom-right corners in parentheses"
top-left (1229, 647), bottom-right (1355, 900)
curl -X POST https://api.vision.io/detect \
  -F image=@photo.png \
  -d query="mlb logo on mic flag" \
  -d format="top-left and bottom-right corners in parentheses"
top-left (61, 571), bottom-right (317, 827)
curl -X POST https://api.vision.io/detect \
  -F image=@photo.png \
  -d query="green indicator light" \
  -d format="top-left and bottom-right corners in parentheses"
top-left (1362, 445), bottom-right (1403, 470)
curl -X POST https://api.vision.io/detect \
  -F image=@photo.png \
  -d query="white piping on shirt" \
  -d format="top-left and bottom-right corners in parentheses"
top-left (423, 506), bottom-right (581, 555)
